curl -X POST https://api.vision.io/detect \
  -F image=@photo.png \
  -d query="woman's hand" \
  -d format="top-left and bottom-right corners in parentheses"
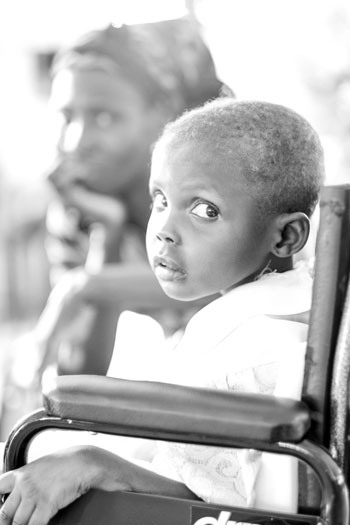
top-left (65, 185), bottom-right (127, 236)
top-left (33, 268), bottom-right (95, 382)
top-left (46, 156), bottom-right (128, 263)
top-left (47, 158), bottom-right (127, 249)
top-left (36, 268), bottom-right (91, 340)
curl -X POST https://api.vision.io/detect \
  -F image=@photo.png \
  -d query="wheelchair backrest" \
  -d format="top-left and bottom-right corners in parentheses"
top-left (302, 184), bottom-right (350, 448)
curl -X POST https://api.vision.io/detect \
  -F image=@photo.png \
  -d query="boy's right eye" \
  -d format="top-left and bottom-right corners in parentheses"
top-left (151, 192), bottom-right (167, 210)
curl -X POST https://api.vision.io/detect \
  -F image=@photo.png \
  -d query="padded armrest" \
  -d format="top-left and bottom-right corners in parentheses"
top-left (43, 375), bottom-right (310, 445)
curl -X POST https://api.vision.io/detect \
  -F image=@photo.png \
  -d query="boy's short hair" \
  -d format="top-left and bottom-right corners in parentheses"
top-left (156, 98), bottom-right (325, 218)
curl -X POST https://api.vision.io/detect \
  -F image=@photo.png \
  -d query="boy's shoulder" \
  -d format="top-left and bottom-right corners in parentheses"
top-left (178, 261), bottom-right (313, 356)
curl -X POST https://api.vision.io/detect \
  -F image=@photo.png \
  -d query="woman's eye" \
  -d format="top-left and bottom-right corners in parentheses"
top-left (95, 111), bottom-right (114, 128)
top-left (191, 202), bottom-right (219, 219)
top-left (152, 192), bottom-right (167, 210)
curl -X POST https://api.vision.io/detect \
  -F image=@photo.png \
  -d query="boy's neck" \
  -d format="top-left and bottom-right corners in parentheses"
top-left (270, 255), bottom-right (294, 273)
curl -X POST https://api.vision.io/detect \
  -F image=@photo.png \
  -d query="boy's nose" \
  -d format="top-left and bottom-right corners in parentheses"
top-left (156, 228), bottom-right (180, 245)
top-left (153, 208), bottom-right (181, 245)
top-left (157, 233), bottom-right (175, 243)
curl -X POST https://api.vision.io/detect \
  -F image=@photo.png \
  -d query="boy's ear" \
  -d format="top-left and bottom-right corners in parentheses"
top-left (271, 212), bottom-right (310, 258)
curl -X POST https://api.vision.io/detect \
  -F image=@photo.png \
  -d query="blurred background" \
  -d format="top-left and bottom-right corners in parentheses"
top-left (0, 0), bottom-right (349, 438)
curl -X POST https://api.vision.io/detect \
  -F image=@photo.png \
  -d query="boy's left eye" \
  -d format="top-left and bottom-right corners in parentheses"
top-left (151, 192), bottom-right (167, 210)
top-left (191, 202), bottom-right (219, 219)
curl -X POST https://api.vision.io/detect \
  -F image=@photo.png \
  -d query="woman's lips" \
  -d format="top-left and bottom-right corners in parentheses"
top-left (153, 256), bottom-right (187, 282)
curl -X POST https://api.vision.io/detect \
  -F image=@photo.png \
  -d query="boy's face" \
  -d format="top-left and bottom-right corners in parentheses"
top-left (146, 142), bottom-right (276, 301)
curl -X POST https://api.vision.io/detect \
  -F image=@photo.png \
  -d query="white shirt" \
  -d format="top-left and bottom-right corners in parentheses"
top-left (137, 261), bottom-right (313, 512)
top-left (28, 262), bottom-right (313, 514)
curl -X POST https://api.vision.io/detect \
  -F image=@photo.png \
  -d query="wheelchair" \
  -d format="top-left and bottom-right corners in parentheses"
top-left (3, 184), bottom-right (350, 524)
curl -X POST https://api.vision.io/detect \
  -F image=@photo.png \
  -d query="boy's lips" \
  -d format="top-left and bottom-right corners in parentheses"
top-left (153, 255), bottom-right (187, 282)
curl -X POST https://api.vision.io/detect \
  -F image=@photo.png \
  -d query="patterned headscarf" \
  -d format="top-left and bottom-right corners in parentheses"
top-left (51, 16), bottom-right (223, 114)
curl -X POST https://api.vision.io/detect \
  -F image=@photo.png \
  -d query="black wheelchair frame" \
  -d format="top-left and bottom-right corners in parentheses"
top-left (3, 185), bottom-right (350, 525)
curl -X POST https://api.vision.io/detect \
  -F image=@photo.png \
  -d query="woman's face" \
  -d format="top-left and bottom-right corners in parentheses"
top-left (146, 142), bottom-right (276, 301)
top-left (48, 67), bottom-right (162, 197)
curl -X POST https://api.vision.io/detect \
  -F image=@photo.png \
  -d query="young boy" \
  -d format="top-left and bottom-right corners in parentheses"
top-left (0, 99), bottom-right (324, 524)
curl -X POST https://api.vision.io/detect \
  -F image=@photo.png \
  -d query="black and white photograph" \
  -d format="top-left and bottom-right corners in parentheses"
top-left (0, 1), bottom-right (349, 523)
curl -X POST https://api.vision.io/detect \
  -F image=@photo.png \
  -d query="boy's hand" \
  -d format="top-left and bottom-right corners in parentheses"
top-left (0, 448), bottom-right (93, 525)
top-left (0, 446), bottom-right (131, 525)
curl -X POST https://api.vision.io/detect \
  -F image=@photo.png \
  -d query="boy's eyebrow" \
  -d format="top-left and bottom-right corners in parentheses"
top-left (148, 183), bottom-right (159, 198)
top-left (149, 178), bottom-right (224, 198)
top-left (149, 176), bottom-right (165, 190)
top-left (178, 182), bottom-right (223, 197)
